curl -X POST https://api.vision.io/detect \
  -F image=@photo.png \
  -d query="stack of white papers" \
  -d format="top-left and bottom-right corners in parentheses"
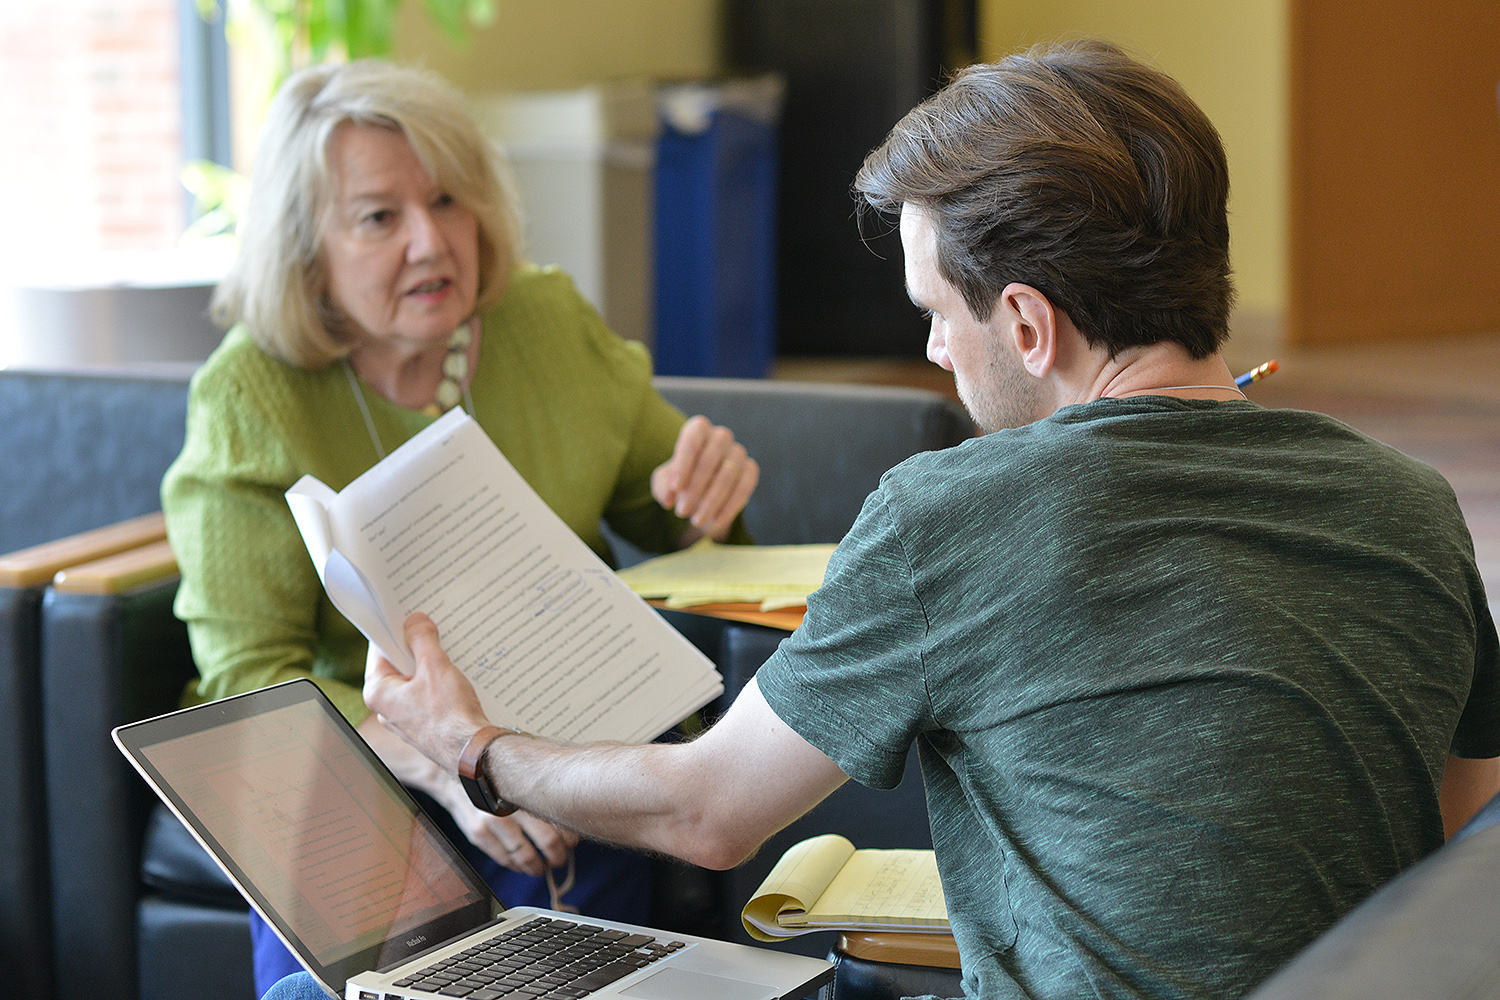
top-left (287, 409), bottom-right (722, 744)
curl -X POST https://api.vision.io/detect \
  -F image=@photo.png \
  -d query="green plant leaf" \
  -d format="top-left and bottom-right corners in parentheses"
top-left (419, 0), bottom-right (492, 45)
top-left (306, 0), bottom-right (337, 63)
top-left (465, 0), bottom-right (495, 27)
top-left (189, 0), bottom-right (502, 242)
top-left (347, 0), bottom-right (398, 59)
top-left (181, 160), bottom-right (251, 240)
top-left (420, 0), bottom-right (466, 43)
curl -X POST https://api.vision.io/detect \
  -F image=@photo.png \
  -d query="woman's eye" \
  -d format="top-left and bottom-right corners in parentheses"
top-left (361, 209), bottom-right (394, 226)
top-left (434, 192), bottom-right (456, 209)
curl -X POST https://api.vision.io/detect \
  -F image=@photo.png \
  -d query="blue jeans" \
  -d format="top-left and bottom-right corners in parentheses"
top-left (251, 836), bottom-right (652, 997)
top-left (262, 971), bottom-right (326, 1000)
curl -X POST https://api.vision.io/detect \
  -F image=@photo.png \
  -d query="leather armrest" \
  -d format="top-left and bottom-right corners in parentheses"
top-left (42, 575), bottom-right (193, 1000)
top-left (826, 937), bottom-right (963, 1000)
top-left (0, 585), bottom-right (52, 999)
top-left (0, 512), bottom-right (172, 1000)
top-left (826, 935), bottom-right (963, 1000)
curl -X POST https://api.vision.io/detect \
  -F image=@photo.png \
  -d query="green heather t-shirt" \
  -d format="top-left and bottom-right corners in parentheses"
top-left (163, 266), bottom-right (710, 723)
top-left (757, 397), bottom-right (1500, 1000)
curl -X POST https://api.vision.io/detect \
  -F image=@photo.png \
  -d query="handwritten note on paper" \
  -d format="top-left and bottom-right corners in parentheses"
top-left (742, 833), bottom-right (949, 940)
top-left (814, 849), bottom-right (947, 927)
top-left (287, 409), bottom-right (722, 745)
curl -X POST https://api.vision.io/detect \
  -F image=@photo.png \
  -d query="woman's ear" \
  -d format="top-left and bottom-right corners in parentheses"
top-left (999, 283), bottom-right (1058, 378)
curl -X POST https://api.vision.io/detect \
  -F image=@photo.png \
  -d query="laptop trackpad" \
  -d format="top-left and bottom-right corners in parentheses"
top-left (620, 967), bottom-right (778, 1000)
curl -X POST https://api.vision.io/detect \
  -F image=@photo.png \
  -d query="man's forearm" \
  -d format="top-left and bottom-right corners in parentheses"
top-left (366, 616), bottom-right (850, 869)
top-left (470, 679), bottom-right (848, 870)
top-left (476, 735), bottom-right (751, 869)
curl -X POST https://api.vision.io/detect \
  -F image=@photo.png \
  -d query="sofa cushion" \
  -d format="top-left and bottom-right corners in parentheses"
top-left (0, 367), bottom-right (192, 553)
top-left (136, 895), bottom-right (253, 1000)
top-left (140, 804), bottom-right (244, 910)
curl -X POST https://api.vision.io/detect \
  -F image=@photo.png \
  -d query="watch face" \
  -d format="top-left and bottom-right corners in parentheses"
top-left (459, 728), bottom-right (518, 816)
top-left (461, 769), bottom-right (500, 813)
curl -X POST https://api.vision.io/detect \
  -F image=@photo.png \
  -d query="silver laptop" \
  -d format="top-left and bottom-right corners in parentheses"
top-left (114, 678), bottom-right (833, 1000)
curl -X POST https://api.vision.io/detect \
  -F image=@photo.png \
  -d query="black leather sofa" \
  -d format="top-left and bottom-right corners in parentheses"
top-left (0, 365), bottom-right (973, 1000)
top-left (0, 367), bottom-right (201, 1000)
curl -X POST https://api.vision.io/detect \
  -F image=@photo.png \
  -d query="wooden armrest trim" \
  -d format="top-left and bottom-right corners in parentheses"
top-left (645, 598), bottom-right (805, 631)
top-left (836, 931), bottom-right (962, 969)
top-left (0, 512), bottom-right (167, 588)
top-left (52, 538), bottom-right (179, 595)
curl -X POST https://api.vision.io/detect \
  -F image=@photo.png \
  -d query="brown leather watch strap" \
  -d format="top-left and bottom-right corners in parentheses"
top-left (458, 725), bottom-right (522, 816)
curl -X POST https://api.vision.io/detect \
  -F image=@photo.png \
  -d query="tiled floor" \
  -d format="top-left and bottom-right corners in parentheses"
top-left (775, 331), bottom-right (1500, 604)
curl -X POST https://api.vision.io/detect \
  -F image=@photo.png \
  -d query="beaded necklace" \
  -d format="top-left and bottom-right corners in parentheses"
top-left (344, 320), bottom-right (477, 461)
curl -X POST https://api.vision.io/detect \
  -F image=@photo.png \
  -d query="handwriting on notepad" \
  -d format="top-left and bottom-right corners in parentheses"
top-left (847, 853), bottom-right (945, 921)
top-left (741, 834), bottom-right (948, 941)
top-left (813, 848), bottom-right (946, 925)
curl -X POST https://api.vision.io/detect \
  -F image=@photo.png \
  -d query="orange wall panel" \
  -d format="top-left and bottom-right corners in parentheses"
top-left (1289, 1), bottom-right (1500, 344)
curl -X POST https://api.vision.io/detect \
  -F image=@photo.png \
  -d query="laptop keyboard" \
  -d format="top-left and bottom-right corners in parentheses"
top-left (381, 916), bottom-right (688, 999)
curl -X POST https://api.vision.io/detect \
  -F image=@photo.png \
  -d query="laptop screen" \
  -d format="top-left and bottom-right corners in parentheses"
top-left (116, 680), bottom-right (505, 987)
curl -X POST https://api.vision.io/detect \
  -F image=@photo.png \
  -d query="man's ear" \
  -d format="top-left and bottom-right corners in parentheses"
top-left (999, 283), bottom-right (1057, 378)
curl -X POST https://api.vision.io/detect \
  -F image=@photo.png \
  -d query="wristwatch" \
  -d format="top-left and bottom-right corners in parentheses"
top-left (458, 725), bottom-right (523, 816)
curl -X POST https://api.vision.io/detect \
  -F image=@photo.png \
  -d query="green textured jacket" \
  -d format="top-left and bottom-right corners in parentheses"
top-left (163, 267), bottom-right (701, 723)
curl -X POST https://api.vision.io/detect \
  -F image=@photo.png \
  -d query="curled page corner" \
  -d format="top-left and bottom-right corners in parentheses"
top-left (286, 476), bottom-right (338, 584)
top-left (324, 547), bottom-right (412, 674)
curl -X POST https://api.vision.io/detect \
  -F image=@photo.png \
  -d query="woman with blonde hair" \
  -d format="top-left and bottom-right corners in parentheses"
top-left (162, 59), bottom-right (758, 994)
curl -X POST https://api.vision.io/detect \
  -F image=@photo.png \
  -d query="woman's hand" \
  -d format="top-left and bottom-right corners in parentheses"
top-left (357, 712), bottom-right (576, 876)
top-left (652, 416), bottom-right (759, 546)
top-left (430, 769), bottom-right (578, 877)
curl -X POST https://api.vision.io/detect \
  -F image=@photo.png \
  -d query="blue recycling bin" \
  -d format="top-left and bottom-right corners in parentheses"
top-left (653, 78), bottom-right (783, 378)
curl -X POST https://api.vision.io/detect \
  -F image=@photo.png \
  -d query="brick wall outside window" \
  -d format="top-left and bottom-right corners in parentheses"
top-left (0, 0), bottom-right (184, 262)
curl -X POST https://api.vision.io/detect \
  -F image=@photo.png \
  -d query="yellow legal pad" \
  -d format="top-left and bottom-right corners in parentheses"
top-left (742, 834), bottom-right (949, 941)
top-left (615, 538), bottom-right (836, 612)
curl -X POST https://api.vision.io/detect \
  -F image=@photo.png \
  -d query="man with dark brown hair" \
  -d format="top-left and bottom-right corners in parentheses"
top-left (356, 40), bottom-right (1499, 1000)
top-left (855, 40), bottom-right (1234, 364)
